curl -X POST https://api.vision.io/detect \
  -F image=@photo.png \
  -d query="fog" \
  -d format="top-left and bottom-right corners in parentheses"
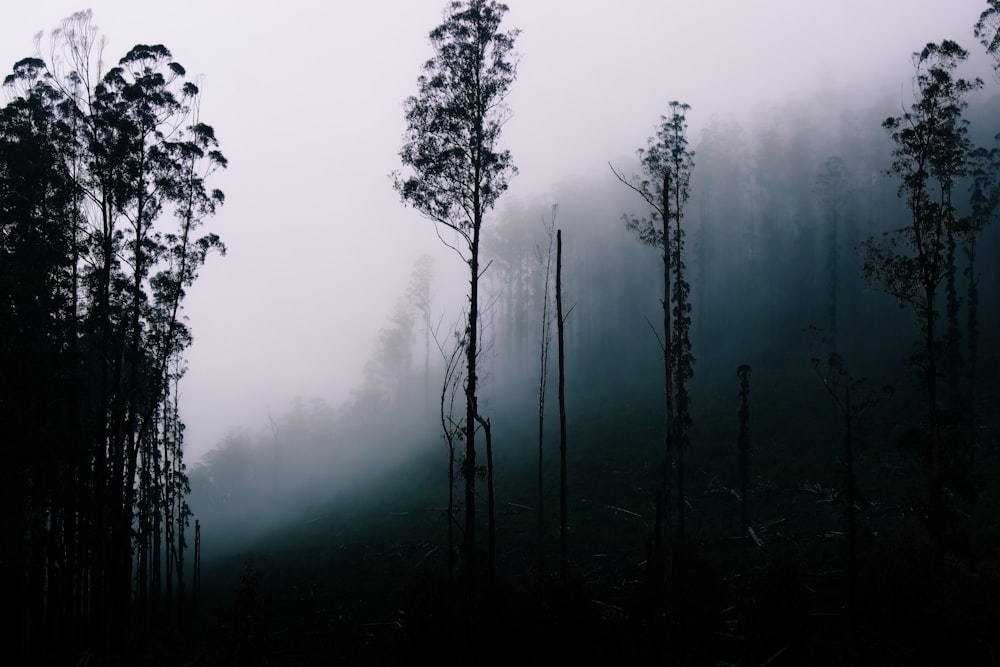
top-left (1, 1), bottom-right (988, 461)
top-left (3, 1), bottom-right (997, 539)
top-left (8, 1), bottom-right (1000, 662)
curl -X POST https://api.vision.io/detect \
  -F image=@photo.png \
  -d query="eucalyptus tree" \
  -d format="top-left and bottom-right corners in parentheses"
top-left (1, 53), bottom-right (83, 650)
top-left (860, 40), bottom-right (980, 558)
top-left (395, 0), bottom-right (519, 565)
top-left (0, 10), bottom-right (226, 646)
top-left (85, 37), bottom-right (225, 633)
top-left (610, 102), bottom-right (695, 655)
top-left (610, 101), bottom-right (696, 551)
top-left (975, 1), bottom-right (1000, 81)
top-left (816, 156), bottom-right (849, 352)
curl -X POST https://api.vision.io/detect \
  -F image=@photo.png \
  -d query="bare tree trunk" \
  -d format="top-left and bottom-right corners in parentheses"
top-left (537, 208), bottom-right (555, 576)
top-left (845, 384), bottom-right (857, 637)
top-left (483, 417), bottom-right (495, 576)
top-left (556, 229), bottom-right (568, 578)
top-left (661, 174), bottom-right (674, 639)
top-left (737, 365), bottom-right (752, 540)
top-left (193, 520), bottom-right (201, 611)
top-left (465, 219), bottom-right (480, 566)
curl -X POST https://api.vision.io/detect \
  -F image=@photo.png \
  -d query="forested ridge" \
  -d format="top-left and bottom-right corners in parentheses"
top-left (4, 2), bottom-right (1000, 665)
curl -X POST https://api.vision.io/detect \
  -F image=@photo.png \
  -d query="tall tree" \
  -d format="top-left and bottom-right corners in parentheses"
top-left (816, 156), bottom-right (849, 353)
top-left (611, 101), bottom-right (696, 657)
top-left (860, 40), bottom-right (980, 559)
top-left (611, 101), bottom-right (696, 537)
top-left (395, 0), bottom-right (519, 565)
top-left (536, 205), bottom-right (556, 575)
top-left (975, 1), bottom-right (1000, 81)
top-left (808, 328), bottom-right (892, 638)
top-left (1, 10), bottom-right (226, 650)
top-left (556, 228), bottom-right (568, 578)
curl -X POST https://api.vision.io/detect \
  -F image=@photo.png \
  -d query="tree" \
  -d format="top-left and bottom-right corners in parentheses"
top-left (0, 10), bottom-right (226, 649)
top-left (395, 0), bottom-right (519, 566)
top-left (975, 1), bottom-right (1000, 81)
top-left (963, 141), bottom-right (1000, 453)
top-left (860, 40), bottom-right (980, 560)
top-left (408, 254), bottom-right (435, 406)
top-left (535, 206), bottom-right (556, 575)
top-left (816, 156), bottom-right (849, 353)
top-left (611, 100), bottom-right (695, 548)
top-left (611, 102), bottom-right (695, 660)
top-left (433, 322), bottom-right (466, 580)
top-left (736, 364), bottom-right (752, 541)
top-left (807, 326), bottom-right (892, 637)
top-left (556, 228), bottom-right (569, 578)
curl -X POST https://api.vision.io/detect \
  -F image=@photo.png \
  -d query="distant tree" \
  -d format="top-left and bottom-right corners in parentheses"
top-left (556, 228), bottom-right (569, 578)
top-left (816, 156), bottom-right (849, 352)
top-left (408, 254), bottom-right (435, 405)
top-left (963, 142), bottom-right (1000, 453)
top-left (808, 326), bottom-right (892, 637)
top-left (736, 364), bottom-right (752, 540)
top-left (536, 206), bottom-right (556, 575)
top-left (358, 299), bottom-right (416, 408)
top-left (395, 0), bottom-right (519, 566)
top-left (860, 40), bottom-right (980, 560)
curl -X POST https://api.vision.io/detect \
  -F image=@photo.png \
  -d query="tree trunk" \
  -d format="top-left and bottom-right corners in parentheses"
top-left (845, 384), bottom-right (857, 637)
top-left (557, 229), bottom-right (568, 577)
top-left (484, 417), bottom-right (495, 576)
top-left (464, 216), bottom-right (480, 566)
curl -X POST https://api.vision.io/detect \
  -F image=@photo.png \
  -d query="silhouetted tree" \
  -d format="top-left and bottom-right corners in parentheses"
top-left (433, 319), bottom-right (466, 580)
top-left (860, 40), bottom-right (980, 558)
top-left (395, 0), bottom-right (519, 566)
top-left (556, 228), bottom-right (569, 578)
top-left (737, 364), bottom-right (752, 540)
top-left (0, 10), bottom-right (225, 649)
top-left (611, 103), bottom-right (696, 645)
top-left (963, 142), bottom-right (1000, 454)
top-left (816, 156), bottom-right (849, 352)
top-left (975, 1), bottom-right (1000, 81)
top-left (808, 326), bottom-right (892, 637)
top-left (536, 206), bottom-right (556, 575)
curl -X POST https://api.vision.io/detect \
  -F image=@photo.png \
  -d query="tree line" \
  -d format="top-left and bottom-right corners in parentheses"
top-left (1, 11), bottom-right (225, 652)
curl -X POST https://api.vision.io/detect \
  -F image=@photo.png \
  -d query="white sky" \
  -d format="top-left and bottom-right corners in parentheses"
top-left (1, 0), bottom-right (990, 460)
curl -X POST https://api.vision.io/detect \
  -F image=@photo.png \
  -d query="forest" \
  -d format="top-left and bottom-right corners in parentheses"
top-left (3, 2), bottom-right (1000, 665)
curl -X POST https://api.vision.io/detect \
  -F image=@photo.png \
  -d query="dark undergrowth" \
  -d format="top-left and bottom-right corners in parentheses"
top-left (36, 355), bottom-right (1000, 666)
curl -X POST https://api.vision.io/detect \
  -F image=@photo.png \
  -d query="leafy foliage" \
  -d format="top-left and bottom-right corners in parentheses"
top-left (0, 10), bottom-right (226, 650)
top-left (395, 0), bottom-right (519, 242)
top-left (974, 0), bottom-right (1000, 80)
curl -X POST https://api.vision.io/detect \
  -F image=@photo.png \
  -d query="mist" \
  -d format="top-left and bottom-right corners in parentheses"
top-left (4, 0), bottom-right (1000, 663)
top-left (1, 0), bottom-right (988, 464)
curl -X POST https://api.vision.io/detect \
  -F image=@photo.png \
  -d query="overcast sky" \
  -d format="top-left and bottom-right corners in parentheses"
top-left (1, 1), bottom-right (990, 460)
